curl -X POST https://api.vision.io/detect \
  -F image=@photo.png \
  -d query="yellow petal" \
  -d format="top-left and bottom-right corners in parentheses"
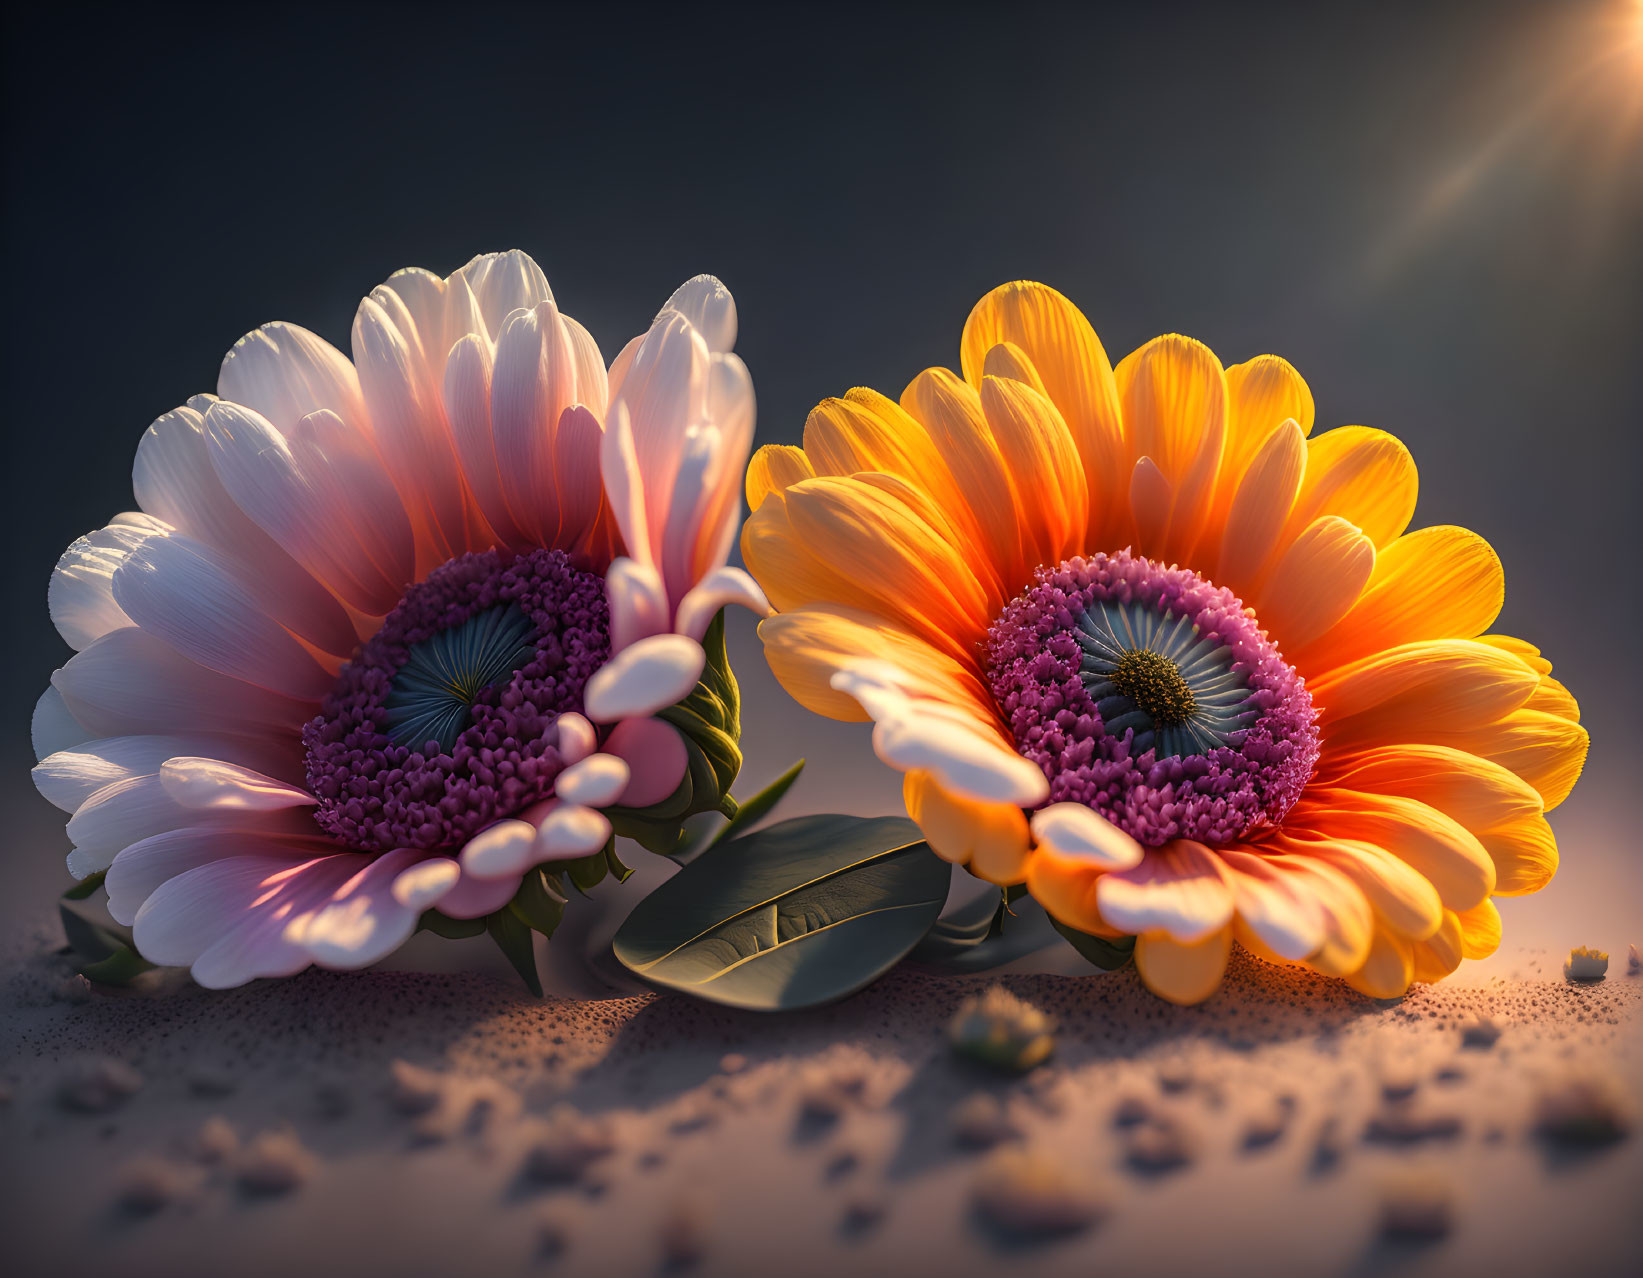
top-left (1296, 526), bottom-right (1504, 674)
top-left (1412, 708), bottom-right (1588, 812)
top-left (1215, 418), bottom-right (1306, 602)
top-left (1410, 910), bottom-right (1465, 984)
top-left (904, 770), bottom-right (1030, 885)
top-left (1317, 744), bottom-right (1543, 830)
top-left (1346, 927), bottom-right (1415, 998)
top-left (1310, 639), bottom-right (1539, 737)
top-left (1251, 515), bottom-right (1375, 650)
top-left (757, 475), bottom-right (994, 664)
top-left (1134, 925), bottom-right (1233, 1004)
top-left (1456, 898), bottom-right (1502, 959)
top-left (1285, 426), bottom-right (1417, 550)
top-left (745, 444), bottom-right (813, 512)
top-left (959, 281), bottom-right (1126, 544)
top-left (1275, 834), bottom-right (1444, 942)
top-left (979, 374), bottom-right (1089, 589)
top-left (1475, 633), bottom-right (1551, 676)
top-left (1289, 790), bottom-right (1496, 911)
top-left (756, 603), bottom-right (990, 724)
top-left (1222, 354), bottom-right (1315, 482)
top-left (1114, 334), bottom-right (1228, 562)
top-left (981, 341), bottom-right (1048, 396)
top-left (1479, 812), bottom-right (1559, 895)
top-left (1525, 675), bottom-right (1580, 724)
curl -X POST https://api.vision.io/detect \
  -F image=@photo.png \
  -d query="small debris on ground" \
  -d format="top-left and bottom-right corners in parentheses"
top-left (236, 1128), bottom-right (315, 1195)
top-left (186, 1072), bottom-right (237, 1099)
top-left (1460, 1016), bottom-right (1502, 1049)
top-left (1365, 1101), bottom-right (1463, 1144)
top-left (387, 1059), bottom-right (445, 1115)
top-left (193, 1115), bottom-right (238, 1164)
top-left (970, 1147), bottom-right (1107, 1238)
top-left (1628, 944), bottom-right (1640, 976)
top-left (115, 1155), bottom-right (194, 1213)
top-left (1125, 1114), bottom-right (1199, 1173)
top-left (948, 986), bottom-right (1055, 1073)
top-left (1563, 946), bottom-right (1608, 982)
top-left (1533, 1074), bottom-right (1634, 1147)
top-left (57, 1057), bottom-right (142, 1114)
top-left (1378, 1169), bottom-right (1453, 1241)
top-left (841, 1195), bottom-right (885, 1236)
top-left (1240, 1093), bottom-right (1295, 1151)
top-left (522, 1106), bottom-right (617, 1183)
top-left (951, 1093), bottom-right (1020, 1149)
top-left (1110, 1092), bottom-right (1153, 1128)
top-left (657, 1194), bottom-right (711, 1269)
top-left (718, 1053), bottom-right (748, 1075)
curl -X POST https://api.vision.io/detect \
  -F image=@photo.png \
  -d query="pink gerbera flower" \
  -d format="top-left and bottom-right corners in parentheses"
top-left (32, 250), bottom-right (768, 988)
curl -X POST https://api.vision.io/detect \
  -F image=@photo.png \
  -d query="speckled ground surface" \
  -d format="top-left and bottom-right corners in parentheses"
top-left (3, 920), bottom-right (1639, 1278)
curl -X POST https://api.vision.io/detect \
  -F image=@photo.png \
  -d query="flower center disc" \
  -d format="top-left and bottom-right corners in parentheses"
top-left (985, 550), bottom-right (1320, 847)
top-left (303, 548), bottom-right (610, 853)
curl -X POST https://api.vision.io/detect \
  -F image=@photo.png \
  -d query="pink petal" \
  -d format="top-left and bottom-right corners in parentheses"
top-left (32, 687), bottom-right (91, 761)
top-left (660, 275), bottom-right (738, 353)
top-left (111, 532), bottom-right (334, 700)
top-left (554, 753), bottom-right (630, 807)
top-left (534, 804), bottom-right (611, 863)
top-left (553, 404), bottom-right (604, 553)
top-left (158, 758), bottom-right (316, 811)
top-left (606, 717), bottom-right (689, 808)
top-left (605, 556), bottom-right (669, 654)
top-left (105, 827), bottom-right (323, 926)
top-left (459, 819), bottom-right (538, 879)
top-left (217, 322), bottom-right (367, 439)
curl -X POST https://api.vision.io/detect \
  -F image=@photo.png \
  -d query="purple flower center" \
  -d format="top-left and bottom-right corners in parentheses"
top-left (985, 550), bottom-right (1319, 847)
top-left (302, 547), bottom-right (610, 853)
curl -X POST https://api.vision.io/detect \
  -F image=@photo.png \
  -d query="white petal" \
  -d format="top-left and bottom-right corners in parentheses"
top-left (112, 532), bottom-right (333, 700)
top-left (455, 250), bottom-right (553, 339)
top-left (158, 758), bottom-right (315, 811)
top-left (562, 315), bottom-right (609, 418)
top-left (32, 687), bottom-right (90, 761)
top-left (1095, 843), bottom-right (1237, 944)
top-left (35, 734), bottom-right (212, 813)
top-left (661, 275), bottom-right (738, 353)
top-left (674, 566), bottom-right (770, 642)
top-left (605, 556), bottom-right (669, 653)
top-left (554, 712), bottom-right (597, 765)
top-left (1029, 803), bottom-right (1144, 871)
top-left (459, 819), bottom-right (538, 879)
top-left (554, 753), bottom-right (631, 807)
top-left (106, 828), bottom-right (317, 926)
top-left (48, 523), bottom-right (150, 650)
top-left (391, 858), bottom-right (462, 910)
top-left (443, 333), bottom-right (525, 548)
top-left (582, 634), bottom-right (705, 722)
top-left (598, 402), bottom-right (653, 570)
top-left (217, 322), bottom-right (367, 438)
top-left (534, 804), bottom-right (612, 862)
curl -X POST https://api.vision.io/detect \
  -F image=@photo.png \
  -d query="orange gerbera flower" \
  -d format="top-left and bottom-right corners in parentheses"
top-left (740, 282), bottom-right (1587, 1004)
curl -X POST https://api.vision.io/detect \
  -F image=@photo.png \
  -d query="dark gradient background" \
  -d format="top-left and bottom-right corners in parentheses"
top-left (3, 1), bottom-right (1639, 954)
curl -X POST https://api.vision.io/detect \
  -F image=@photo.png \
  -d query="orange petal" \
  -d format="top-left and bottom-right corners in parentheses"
top-left (1251, 515), bottom-right (1375, 650)
top-left (1296, 526), bottom-right (1504, 674)
top-left (756, 603), bottom-right (993, 725)
top-left (904, 770), bottom-right (1030, 885)
top-left (1400, 707), bottom-right (1588, 812)
top-left (1410, 910), bottom-right (1465, 984)
top-left (1216, 846), bottom-right (1328, 960)
top-left (1222, 354), bottom-right (1314, 485)
top-left (1114, 334), bottom-right (1228, 562)
top-left (979, 374), bottom-right (1088, 588)
top-left (1289, 789), bottom-right (1495, 911)
top-left (959, 281), bottom-right (1126, 545)
top-left (981, 341), bottom-right (1048, 396)
top-left (1285, 426), bottom-right (1417, 550)
top-left (745, 444), bottom-right (813, 512)
top-left (1273, 834), bottom-right (1444, 942)
top-left (1525, 675), bottom-right (1580, 724)
top-left (1479, 812), bottom-right (1559, 895)
top-left (1346, 927), bottom-right (1415, 998)
top-left (1134, 926), bottom-right (1233, 1005)
top-left (1215, 418), bottom-right (1306, 602)
top-left (1128, 456), bottom-right (1173, 560)
top-left (1309, 639), bottom-right (1539, 737)
top-left (1475, 633), bottom-right (1552, 677)
top-left (752, 476), bottom-right (994, 664)
top-left (1456, 898), bottom-right (1502, 959)
top-left (1316, 744), bottom-right (1543, 830)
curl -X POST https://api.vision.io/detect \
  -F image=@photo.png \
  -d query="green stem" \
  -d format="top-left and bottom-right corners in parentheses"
top-left (718, 793), bottom-right (741, 819)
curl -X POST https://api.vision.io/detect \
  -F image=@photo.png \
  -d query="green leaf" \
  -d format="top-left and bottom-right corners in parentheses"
top-left (78, 946), bottom-right (155, 985)
top-left (910, 886), bottom-right (1001, 961)
top-left (418, 910), bottom-right (488, 940)
top-left (511, 867), bottom-right (569, 936)
top-left (487, 908), bottom-right (543, 996)
top-left (704, 759), bottom-right (805, 851)
top-left (612, 813), bottom-right (949, 1011)
top-left (62, 870), bottom-right (107, 901)
top-left (1050, 916), bottom-right (1137, 970)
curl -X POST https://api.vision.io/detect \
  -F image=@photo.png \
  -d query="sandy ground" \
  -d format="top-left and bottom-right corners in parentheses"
top-left (3, 910), bottom-right (1639, 1278)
